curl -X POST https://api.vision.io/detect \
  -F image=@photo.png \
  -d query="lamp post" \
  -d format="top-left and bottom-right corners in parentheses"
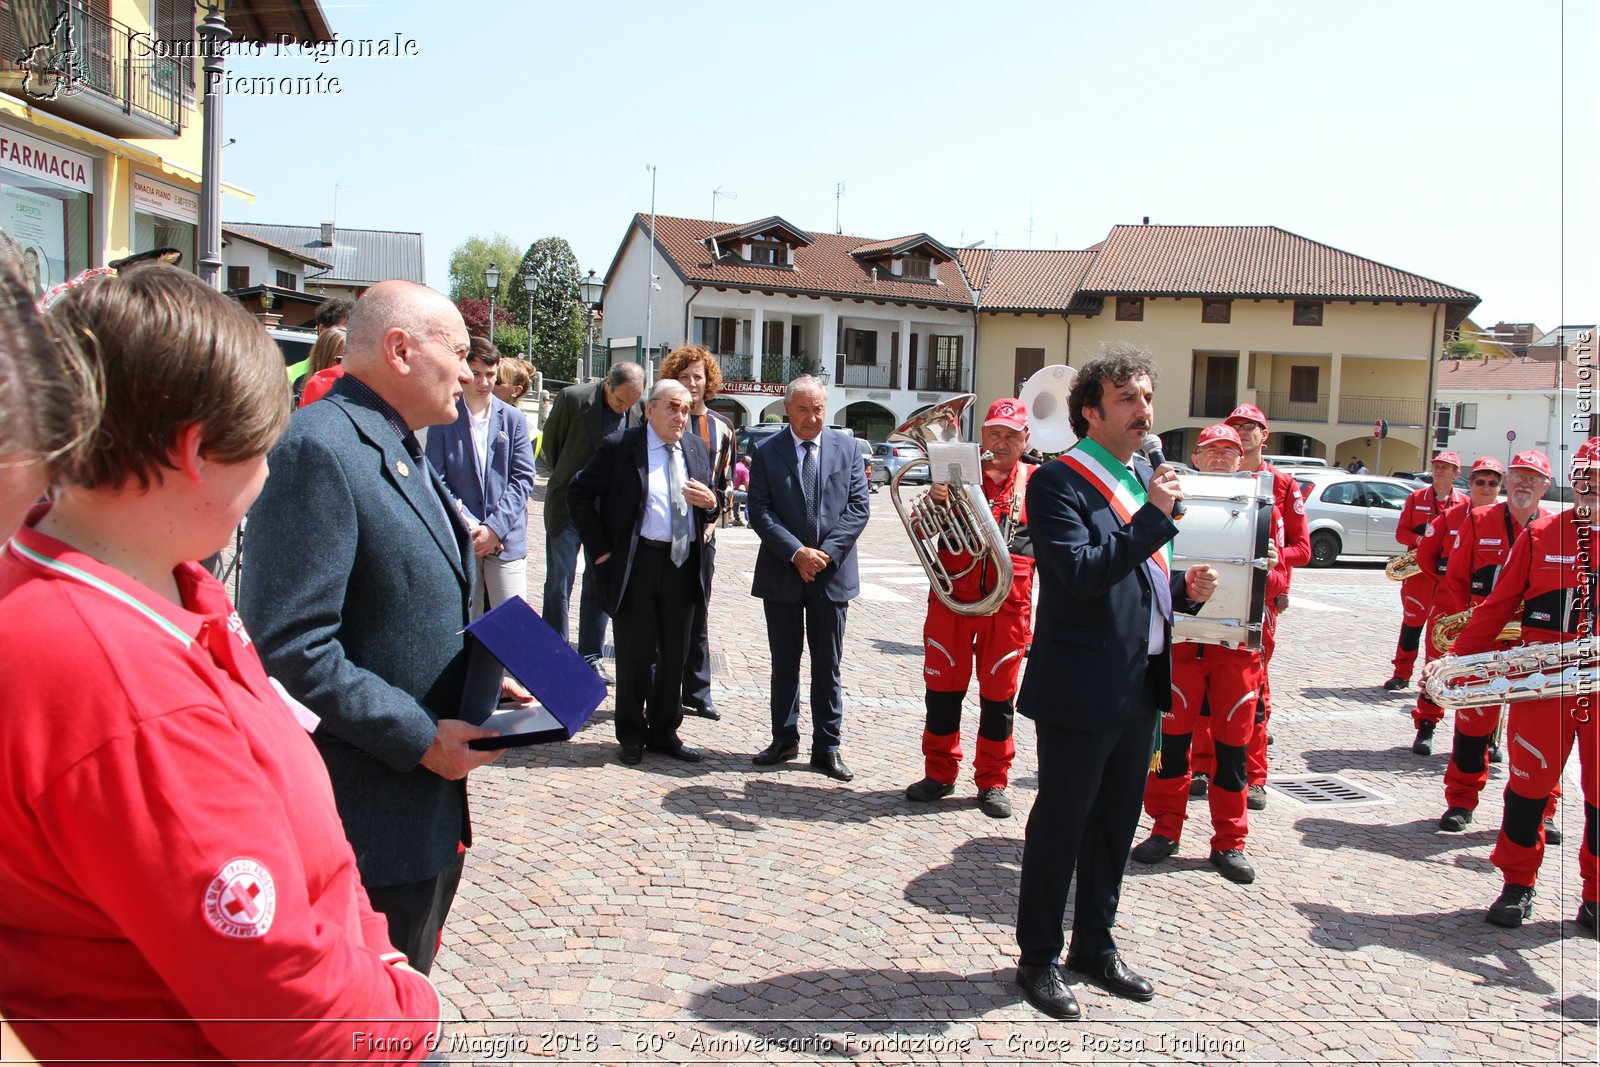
top-left (524, 267), bottom-right (537, 370)
top-left (483, 262), bottom-right (500, 349)
top-left (579, 269), bottom-right (605, 383)
top-left (196, 6), bottom-right (231, 289)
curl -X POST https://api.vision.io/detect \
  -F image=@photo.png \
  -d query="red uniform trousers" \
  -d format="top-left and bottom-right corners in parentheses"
top-left (1145, 642), bottom-right (1263, 851)
top-left (920, 580), bottom-right (1030, 790)
top-left (1190, 604), bottom-right (1276, 784)
top-left (1390, 572), bottom-right (1432, 679)
top-left (1491, 695), bottom-right (1596, 902)
top-left (1411, 609), bottom-right (1448, 728)
top-left (1440, 643), bottom-right (1560, 816)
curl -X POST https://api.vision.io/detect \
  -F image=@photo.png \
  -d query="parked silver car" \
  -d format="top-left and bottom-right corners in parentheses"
top-left (870, 441), bottom-right (928, 485)
top-left (1293, 471), bottom-right (1417, 567)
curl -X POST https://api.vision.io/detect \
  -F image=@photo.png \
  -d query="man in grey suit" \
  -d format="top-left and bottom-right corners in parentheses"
top-left (540, 362), bottom-right (645, 679)
top-left (748, 375), bottom-right (871, 781)
top-left (239, 281), bottom-right (501, 975)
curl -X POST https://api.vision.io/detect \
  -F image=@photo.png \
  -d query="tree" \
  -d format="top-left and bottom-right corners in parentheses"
top-left (455, 296), bottom-right (511, 340)
top-left (447, 234), bottom-right (525, 303)
top-left (505, 237), bottom-right (588, 380)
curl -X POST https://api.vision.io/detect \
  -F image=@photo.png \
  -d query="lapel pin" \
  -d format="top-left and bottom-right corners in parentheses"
top-left (396, 459), bottom-right (410, 478)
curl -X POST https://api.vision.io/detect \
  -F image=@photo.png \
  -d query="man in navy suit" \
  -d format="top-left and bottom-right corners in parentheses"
top-left (1011, 345), bottom-right (1217, 1020)
top-left (425, 337), bottom-right (537, 616)
top-left (568, 380), bottom-right (720, 767)
top-left (240, 281), bottom-right (502, 974)
top-left (747, 376), bottom-right (871, 782)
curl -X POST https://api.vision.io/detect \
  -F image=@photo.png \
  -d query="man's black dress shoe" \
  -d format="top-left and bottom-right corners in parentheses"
top-left (1014, 963), bottom-right (1080, 1020)
top-left (810, 751), bottom-right (854, 781)
top-left (1065, 953), bottom-right (1155, 1002)
top-left (686, 703), bottom-right (721, 721)
top-left (752, 741), bottom-right (799, 766)
top-left (618, 744), bottom-right (644, 766)
top-left (646, 740), bottom-right (703, 763)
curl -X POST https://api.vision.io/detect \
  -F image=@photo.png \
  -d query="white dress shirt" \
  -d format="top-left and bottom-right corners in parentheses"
top-left (640, 424), bottom-right (686, 541)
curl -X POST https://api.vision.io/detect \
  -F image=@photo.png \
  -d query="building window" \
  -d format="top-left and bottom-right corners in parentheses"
top-left (1116, 296), bottom-right (1144, 321)
top-left (931, 335), bottom-right (963, 390)
top-left (901, 255), bottom-right (933, 280)
top-left (1289, 365), bottom-right (1319, 403)
top-left (748, 235), bottom-right (786, 266)
top-left (227, 266), bottom-right (249, 290)
top-left (844, 328), bottom-right (878, 365)
top-left (1202, 299), bottom-right (1231, 324)
top-left (692, 316), bottom-right (720, 353)
top-left (1014, 347), bottom-right (1045, 394)
top-left (276, 270), bottom-right (297, 290)
top-left (1293, 300), bottom-right (1323, 326)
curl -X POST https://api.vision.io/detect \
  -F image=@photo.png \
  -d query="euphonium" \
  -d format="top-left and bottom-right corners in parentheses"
top-left (1431, 606), bottom-right (1522, 655)
top-left (1385, 550), bottom-right (1421, 581)
top-left (1423, 638), bottom-right (1597, 709)
top-left (888, 395), bottom-right (1012, 617)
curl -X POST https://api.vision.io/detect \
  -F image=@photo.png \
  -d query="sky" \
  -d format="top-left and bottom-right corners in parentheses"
top-left (217, 0), bottom-right (1597, 334)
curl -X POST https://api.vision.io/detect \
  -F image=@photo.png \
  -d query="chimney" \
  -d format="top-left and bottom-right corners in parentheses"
top-left (319, 220), bottom-right (335, 246)
top-left (1142, 216), bottom-right (1150, 225)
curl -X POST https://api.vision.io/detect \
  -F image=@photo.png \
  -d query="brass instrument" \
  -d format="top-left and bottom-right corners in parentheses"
top-left (1385, 550), bottom-right (1421, 581)
top-left (1431, 606), bottom-right (1522, 655)
top-left (1423, 639), bottom-right (1597, 709)
top-left (888, 395), bottom-right (1013, 617)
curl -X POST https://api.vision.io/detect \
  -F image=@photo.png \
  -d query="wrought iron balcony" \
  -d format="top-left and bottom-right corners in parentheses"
top-left (911, 365), bottom-right (969, 393)
top-left (1189, 389), bottom-right (1240, 420)
top-left (1338, 395), bottom-right (1426, 427)
top-left (839, 362), bottom-right (894, 388)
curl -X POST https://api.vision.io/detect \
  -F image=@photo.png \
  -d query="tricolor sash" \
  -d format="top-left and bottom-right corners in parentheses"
top-left (1057, 437), bottom-right (1173, 577)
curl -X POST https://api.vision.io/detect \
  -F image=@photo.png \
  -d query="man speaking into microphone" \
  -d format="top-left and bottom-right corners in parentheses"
top-left (1011, 344), bottom-right (1217, 1020)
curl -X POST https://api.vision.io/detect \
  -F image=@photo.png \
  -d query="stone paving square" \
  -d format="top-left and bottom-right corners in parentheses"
top-left (421, 471), bottom-right (1596, 1065)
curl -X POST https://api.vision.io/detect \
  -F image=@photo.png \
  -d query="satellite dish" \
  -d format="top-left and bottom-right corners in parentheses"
top-left (1019, 363), bottom-right (1078, 453)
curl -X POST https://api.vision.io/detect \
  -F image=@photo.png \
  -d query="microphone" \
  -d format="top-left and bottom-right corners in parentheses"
top-left (1141, 433), bottom-right (1185, 518)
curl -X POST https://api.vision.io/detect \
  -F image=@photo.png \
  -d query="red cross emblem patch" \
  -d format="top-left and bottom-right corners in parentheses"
top-left (203, 858), bottom-right (276, 939)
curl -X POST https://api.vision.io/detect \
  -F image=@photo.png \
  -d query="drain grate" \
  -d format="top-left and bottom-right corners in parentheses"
top-left (710, 651), bottom-right (732, 678)
top-left (1266, 774), bottom-right (1388, 807)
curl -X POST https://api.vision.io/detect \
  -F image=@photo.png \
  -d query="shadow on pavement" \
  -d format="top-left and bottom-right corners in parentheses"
top-left (869, 638), bottom-right (924, 657)
top-left (689, 965), bottom-right (1019, 1031)
top-left (1547, 993), bottom-right (1599, 1024)
top-left (1295, 901), bottom-right (1561, 997)
top-left (659, 779), bottom-right (925, 830)
top-left (1300, 745), bottom-right (1455, 778)
top-left (1294, 814), bottom-right (1498, 868)
top-left (902, 836), bottom-right (1020, 924)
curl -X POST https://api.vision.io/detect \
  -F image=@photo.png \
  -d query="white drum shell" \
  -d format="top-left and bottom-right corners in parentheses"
top-left (1170, 471), bottom-right (1274, 649)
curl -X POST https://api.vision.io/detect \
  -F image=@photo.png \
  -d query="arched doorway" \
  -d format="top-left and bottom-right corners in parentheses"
top-left (1271, 433), bottom-right (1323, 459)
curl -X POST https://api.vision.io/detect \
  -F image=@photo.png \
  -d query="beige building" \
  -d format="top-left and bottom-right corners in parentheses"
top-left (963, 225), bottom-right (1479, 472)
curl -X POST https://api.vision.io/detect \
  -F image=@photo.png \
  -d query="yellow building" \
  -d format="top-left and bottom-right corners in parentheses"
top-left (0, 0), bottom-right (328, 293)
top-left (964, 225), bottom-right (1479, 474)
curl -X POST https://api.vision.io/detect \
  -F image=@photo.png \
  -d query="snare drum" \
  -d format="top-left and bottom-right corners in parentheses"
top-left (1170, 471), bottom-right (1274, 649)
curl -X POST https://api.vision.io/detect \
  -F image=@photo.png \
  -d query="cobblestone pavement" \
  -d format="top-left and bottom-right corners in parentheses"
top-left (426, 472), bottom-right (1597, 1065)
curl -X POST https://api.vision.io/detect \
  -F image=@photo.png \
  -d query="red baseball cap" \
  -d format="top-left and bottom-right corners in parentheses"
top-left (1470, 456), bottom-right (1504, 475)
top-left (1509, 450), bottom-right (1551, 477)
top-left (1571, 437), bottom-right (1600, 471)
top-left (1195, 424), bottom-right (1244, 453)
top-left (983, 398), bottom-right (1028, 432)
top-left (1432, 451), bottom-right (1462, 469)
top-left (1225, 404), bottom-right (1268, 432)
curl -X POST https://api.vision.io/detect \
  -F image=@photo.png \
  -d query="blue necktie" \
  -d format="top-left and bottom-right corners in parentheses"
top-left (801, 440), bottom-right (819, 546)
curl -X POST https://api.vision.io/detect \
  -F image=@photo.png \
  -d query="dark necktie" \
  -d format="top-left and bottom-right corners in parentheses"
top-left (802, 440), bottom-right (820, 546)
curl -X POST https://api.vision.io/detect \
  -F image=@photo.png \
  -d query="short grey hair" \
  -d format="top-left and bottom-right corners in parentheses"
top-left (785, 374), bottom-right (826, 404)
top-left (608, 361), bottom-right (644, 389)
top-left (647, 379), bottom-right (691, 405)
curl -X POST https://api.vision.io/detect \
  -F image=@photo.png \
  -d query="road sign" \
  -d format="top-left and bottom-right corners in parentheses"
top-left (1506, 429), bottom-right (1517, 442)
top-left (1374, 419), bottom-right (1388, 439)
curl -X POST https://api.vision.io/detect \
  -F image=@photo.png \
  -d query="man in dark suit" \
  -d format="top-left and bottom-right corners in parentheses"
top-left (568, 380), bottom-right (719, 766)
top-left (239, 281), bottom-right (502, 975)
top-left (424, 336), bottom-right (537, 616)
top-left (748, 375), bottom-right (871, 782)
top-left (1011, 345), bottom-right (1217, 1020)
top-left (540, 362), bottom-right (645, 678)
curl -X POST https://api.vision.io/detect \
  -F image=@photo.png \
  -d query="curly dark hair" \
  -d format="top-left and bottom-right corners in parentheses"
top-left (1068, 342), bottom-right (1159, 440)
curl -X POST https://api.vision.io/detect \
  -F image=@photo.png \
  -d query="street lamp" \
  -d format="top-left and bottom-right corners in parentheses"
top-left (483, 262), bottom-right (500, 349)
top-left (579, 269), bottom-right (605, 383)
top-left (524, 267), bottom-right (537, 370)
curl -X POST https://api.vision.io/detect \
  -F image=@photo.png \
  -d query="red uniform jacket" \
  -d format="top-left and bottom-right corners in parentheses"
top-left (1255, 461), bottom-right (1308, 601)
top-left (1454, 508), bottom-right (1598, 654)
top-left (1414, 498), bottom-right (1475, 613)
top-left (1398, 484), bottom-right (1467, 549)
top-left (1435, 501), bottom-right (1535, 619)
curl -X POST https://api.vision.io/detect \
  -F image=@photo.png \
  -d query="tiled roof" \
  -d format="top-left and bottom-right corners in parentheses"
top-left (1434, 358), bottom-right (1587, 391)
top-left (1077, 225), bottom-right (1479, 306)
top-left (708, 216), bottom-right (813, 246)
top-left (635, 215), bottom-right (975, 307)
top-left (848, 234), bottom-right (957, 262)
top-left (223, 222), bottom-right (425, 286)
top-left (221, 226), bottom-right (331, 270)
top-left (958, 248), bottom-right (1098, 312)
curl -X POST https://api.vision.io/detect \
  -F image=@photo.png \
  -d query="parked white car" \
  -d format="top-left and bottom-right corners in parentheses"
top-left (1292, 470), bottom-right (1417, 567)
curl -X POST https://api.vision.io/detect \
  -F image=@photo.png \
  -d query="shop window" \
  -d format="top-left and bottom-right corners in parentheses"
top-left (1, 137), bottom-right (94, 302)
top-left (1293, 301), bottom-right (1323, 326)
top-left (1116, 296), bottom-right (1144, 321)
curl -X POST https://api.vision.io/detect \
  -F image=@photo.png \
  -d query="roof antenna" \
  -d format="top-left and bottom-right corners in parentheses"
top-left (835, 181), bottom-right (845, 235)
top-left (711, 185), bottom-right (737, 226)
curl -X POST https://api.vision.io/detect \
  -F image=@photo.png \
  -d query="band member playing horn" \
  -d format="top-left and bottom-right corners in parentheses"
top-left (1408, 456), bottom-right (1503, 754)
top-left (1434, 450), bottom-right (1555, 836)
top-left (1133, 424), bottom-right (1277, 884)
top-left (1386, 453), bottom-right (1466, 692)
top-left (1425, 437), bottom-right (1600, 933)
top-left (905, 398), bottom-right (1035, 819)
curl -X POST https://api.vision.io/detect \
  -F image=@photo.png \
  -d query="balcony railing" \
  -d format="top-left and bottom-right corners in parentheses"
top-left (839, 362), bottom-right (893, 388)
top-left (760, 354), bottom-right (815, 384)
top-left (716, 352), bottom-right (753, 381)
top-left (911, 366), bottom-right (969, 393)
top-left (1258, 391), bottom-right (1330, 423)
top-left (1189, 389), bottom-right (1239, 420)
top-left (1338, 395), bottom-right (1426, 427)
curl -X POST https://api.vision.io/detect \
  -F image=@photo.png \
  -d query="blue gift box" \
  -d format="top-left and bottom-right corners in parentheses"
top-left (459, 596), bottom-right (605, 748)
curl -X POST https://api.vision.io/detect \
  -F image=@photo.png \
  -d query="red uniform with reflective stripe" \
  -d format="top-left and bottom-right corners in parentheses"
top-left (921, 464), bottom-right (1033, 788)
top-left (1451, 509), bottom-right (1597, 900)
top-left (0, 524), bottom-right (439, 1063)
top-left (1398, 485), bottom-right (1467, 626)
top-left (1410, 499), bottom-right (1475, 727)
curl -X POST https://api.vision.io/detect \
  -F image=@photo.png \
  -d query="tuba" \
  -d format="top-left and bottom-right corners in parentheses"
top-left (1423, 639), bottom-right (1597, 709)
top-left (888, 395), bottom-right (1013, 616)
top-left (1385, 550), bottom-right (1421, 581)
top-left (1431, 606), bottom-right (1522, 655)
